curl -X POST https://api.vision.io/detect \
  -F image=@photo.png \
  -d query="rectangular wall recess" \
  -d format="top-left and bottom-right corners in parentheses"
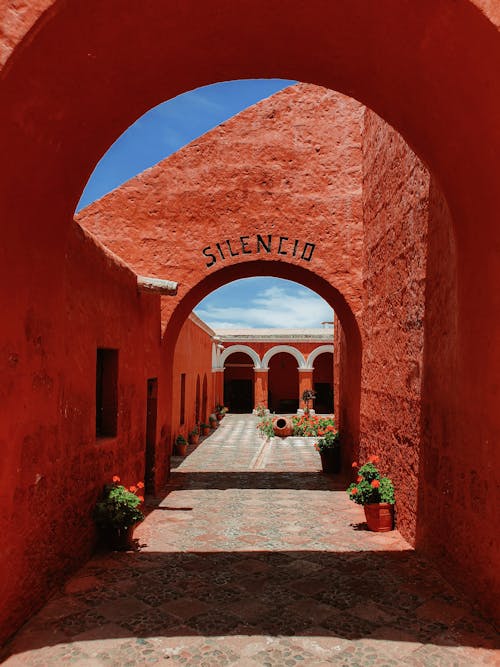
top-left (96, 348), bottom-right (118, 437)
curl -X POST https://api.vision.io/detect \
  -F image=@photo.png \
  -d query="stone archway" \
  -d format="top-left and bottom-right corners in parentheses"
top-left (2, 0), bottom-right (500, 636)
top-left (220, 345), bottom-right (262, 370)
top-left (261, 345), bottom-right (307, 371)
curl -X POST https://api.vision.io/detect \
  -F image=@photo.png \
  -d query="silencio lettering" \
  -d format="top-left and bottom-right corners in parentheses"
top-left (202, 234), bottom-right (316, 268)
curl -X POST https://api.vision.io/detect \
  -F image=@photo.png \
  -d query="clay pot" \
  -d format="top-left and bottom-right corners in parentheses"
top-left (202, 426), bottom-right (210, 436)
top-left (319, 447), bottom-right (341, 473)
top-left (216, 413), bottom-right (223, 421)
top-left (176, 443), bottom-right (188, 456)
top-left (188, 434), bottom-right (199, 445)
top-left (364, 503), bottom-right (394, 532)
top-left (272, 416), bottom-right (294, 437)
top-left (104, 524), bottom-right (136, 551)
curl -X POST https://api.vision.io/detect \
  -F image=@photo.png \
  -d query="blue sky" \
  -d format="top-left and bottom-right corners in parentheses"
top-left (77, 80), bottom-right (295, 210)
top-left (195, 278), bottom-right (333, 330)
top-left (78, 79), bottom-right (333, 328)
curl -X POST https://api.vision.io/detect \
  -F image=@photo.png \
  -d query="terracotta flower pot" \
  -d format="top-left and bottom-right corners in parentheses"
top-left (176, 443), bottom-right (188, 456)
top-left (202, 426), bottom-right (210, 436)
top-left (364, 503), bottom-right (394, 532)
top-left (319, 447), bottom-right (341, 473)
top-left (104, 524), bottom-right (136, 551)
top-left (189, 434), bottom-right (199, 445)
top-left (216, 413), bottom-right (223, 421)
top-left (272, 416), bottom-right (294, 437)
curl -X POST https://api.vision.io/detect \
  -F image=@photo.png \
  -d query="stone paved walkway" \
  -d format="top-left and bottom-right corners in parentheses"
top-left (2, 415), bottom-right (498, 666)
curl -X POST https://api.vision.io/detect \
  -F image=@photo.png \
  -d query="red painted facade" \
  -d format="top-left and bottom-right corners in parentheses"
top-left (1, 0), bottom-right (499, 642)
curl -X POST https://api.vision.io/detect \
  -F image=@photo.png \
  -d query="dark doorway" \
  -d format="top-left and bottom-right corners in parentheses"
top-left (145, 378), bottom-right (158, 495)
top-left (313, 352), bottom-right (334, 413)
top-left (314, 382), bottom-right (333, 414)
top-left (224, 379), bottom-right (253, 413)
top-left (268, 352), bottom-right (299, 413)
top-left (195, 375), bottom-right (201, 424)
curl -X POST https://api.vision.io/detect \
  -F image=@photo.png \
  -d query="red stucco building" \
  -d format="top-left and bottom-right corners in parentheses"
top-left (1, 1), bottom-right (499, 645)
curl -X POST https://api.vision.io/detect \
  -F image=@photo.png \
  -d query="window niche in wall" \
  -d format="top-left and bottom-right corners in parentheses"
top-left (96, 348), bottom-right (118, 438)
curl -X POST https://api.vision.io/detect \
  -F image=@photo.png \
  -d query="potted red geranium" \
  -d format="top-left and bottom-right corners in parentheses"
top-left (346, 457), bottom-right (395, 531)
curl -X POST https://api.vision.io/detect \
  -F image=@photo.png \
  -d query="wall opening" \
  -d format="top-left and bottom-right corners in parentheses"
top-left (180, 373), bottom-right (186, 425)
top-left (145, 378), bottom-right (158, 494)
top-left (95, 348), bottom-right (118, 438)
top-left (223, 351), bottom-right (255, 413)
top-left (268, 352), bottom-right (299, 414)
top-left (313, 352), bottom-right (334, 413)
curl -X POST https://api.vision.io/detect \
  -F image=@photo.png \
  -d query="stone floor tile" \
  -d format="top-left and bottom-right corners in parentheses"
top-left (1, 415), bottom-right (498, 666)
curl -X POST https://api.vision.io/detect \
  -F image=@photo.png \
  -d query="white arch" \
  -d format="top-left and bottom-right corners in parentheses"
top-left (220, 344), bottom-right (262, 370)
top-left (306, 345), bottom-right (334, 369)
top-left (261, 345), bottom-right (307, 370)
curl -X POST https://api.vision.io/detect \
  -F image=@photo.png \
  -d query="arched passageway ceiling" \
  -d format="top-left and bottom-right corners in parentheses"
top-left (2, 0), bottom-right (500, 246)
top-left (261, 345), bottom-right (307, 370)
top-left (306, 345), bottom-right (334, 369)
top-left (220, 345), bottom-right (262, 370)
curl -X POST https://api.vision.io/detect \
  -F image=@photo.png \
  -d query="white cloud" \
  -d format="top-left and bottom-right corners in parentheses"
top-left (195, 285), bottom-right (333, 329)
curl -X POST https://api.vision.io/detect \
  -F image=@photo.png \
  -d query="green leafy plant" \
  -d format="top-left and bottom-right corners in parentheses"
top-left (257, 414), bottom-right (275, 438)
top-left (93, 476), bottom-right (144, 530)
top-left (346, 457), bottom-right (395, 505)
top-left (175, 434), bottom-right (187, 446)
top-left (200, 422), bottom-right (210, 430)
top-left (215, 404), bottom-right (228, 415)
top-left (302, 388), bottom-right (316, 413)
top-left (189, 426), bottom-right (199, 437)
top-left (255, 404), bottom-right (268, 417)
top-left (314, 430), bottom-right (340, 452)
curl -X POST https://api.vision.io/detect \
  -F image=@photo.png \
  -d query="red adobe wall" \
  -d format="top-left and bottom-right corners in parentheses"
top-left (170, 315), bottom-right (215, 446)
top-left (361, 111), bottom-right (500, 618)
top-left (0, 221), bottom-right (164, 643)
top-left (360, 109), bottom-right (430, 543)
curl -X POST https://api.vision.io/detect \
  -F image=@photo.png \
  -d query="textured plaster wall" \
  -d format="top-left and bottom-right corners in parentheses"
top-left (0, 221), bottom-right (163, 643)
top-left (170, 316), bottom-right (215, 445)
top-left (360, 109), bottom-right (429, 542)
top-left (419, 181), bottom-right (499, 619)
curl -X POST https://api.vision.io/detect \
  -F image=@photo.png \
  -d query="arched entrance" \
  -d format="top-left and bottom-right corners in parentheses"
top-left (2, 0), bottom-right (500, 636)
top-left (223, 351), bottom-right (255, 413)
top-left (163, 259), bottom-right (361, 465)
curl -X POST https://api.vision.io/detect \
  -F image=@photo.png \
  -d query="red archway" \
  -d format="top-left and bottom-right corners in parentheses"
top-left (1, 0), bottom-right (500, 636)
top-left (163, 259), bottom-right (361, 469)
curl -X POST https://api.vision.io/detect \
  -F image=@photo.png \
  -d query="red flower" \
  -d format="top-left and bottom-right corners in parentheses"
top-left (138, 495), bottom-right (144, 502)
top-left (368, 455), bottom-right (380, 464)
top-left (327, 425), bottom-right (335, 432)
top-left (351, 487), bottom-right (358, 494)
top-left (351, 462), bottom-right (358, 468)
top-left (357, 475), bottom-right (363, 483)
top-left (137, 482), bottom-right (145, 489)
top-left (371, 479), bottom-right (380, 488)
top-left (129, 485), bottom-right (137, 493)
top-left (112, 475), bottom-right (120, 483)
top-left (318, 430), bottom-right (325, 436)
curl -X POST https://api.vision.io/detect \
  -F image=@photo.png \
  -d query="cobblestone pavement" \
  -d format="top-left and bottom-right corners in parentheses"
top-left (2, 415), bottom-right (498, 665)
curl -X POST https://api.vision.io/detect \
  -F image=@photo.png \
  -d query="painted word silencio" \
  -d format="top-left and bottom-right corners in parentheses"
top-left (202, 234), bottom-right (316, 268)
